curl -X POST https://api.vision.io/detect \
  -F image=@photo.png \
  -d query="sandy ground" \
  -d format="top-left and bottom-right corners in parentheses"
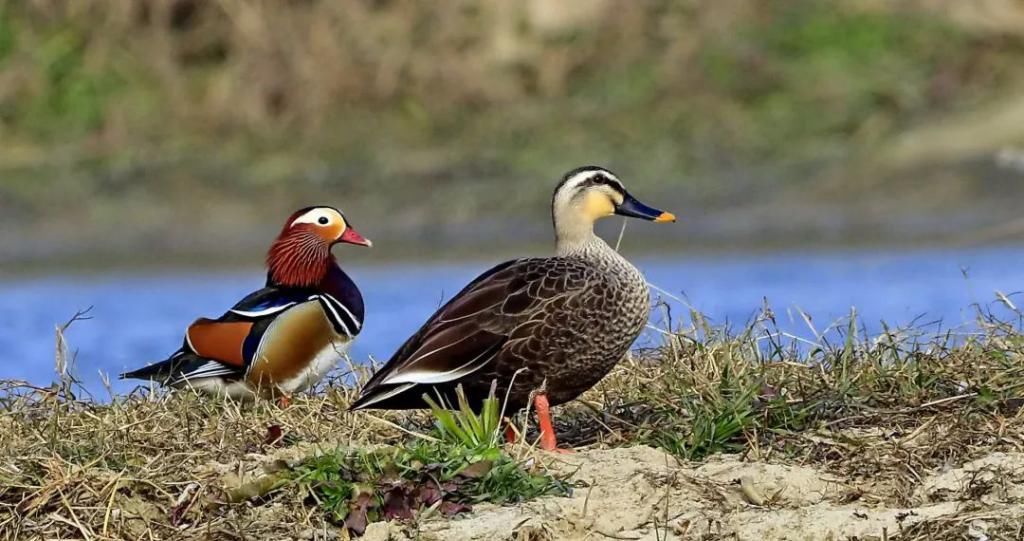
top-left (343, 446), bottom-right (1024, 541)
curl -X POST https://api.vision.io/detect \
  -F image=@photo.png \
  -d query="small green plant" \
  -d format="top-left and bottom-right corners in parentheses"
top-left (422, 382), bottom-right (501, 458)
top-left (293, 453), bottom-right (358, 524)
top-left (664, 391), bottom-right (756, 459)
top-left (289, 384), bottom-right (570, 536)
top-left (8, 299), bottom-right (1024, 539)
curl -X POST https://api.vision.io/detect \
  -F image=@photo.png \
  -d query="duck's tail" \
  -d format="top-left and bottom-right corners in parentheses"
top-left (119, 349), bottom-right (190, 381)
top-left (119, 359), bottom-right (174, 381)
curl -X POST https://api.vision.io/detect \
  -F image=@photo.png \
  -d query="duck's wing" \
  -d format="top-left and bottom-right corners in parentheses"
top-left (120, 287), bottom-right (310, 384)
top-left (350, 258), bottom-right (592, 410)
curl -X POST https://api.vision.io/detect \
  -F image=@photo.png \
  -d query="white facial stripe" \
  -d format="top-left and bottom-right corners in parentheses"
top-left (555, 170), bottom-right (625, 213)
top-left (567, 170), bottom-right (621, 189)
top-left (562, 170), bottom-right (622, 198)
top-left (291, 208), bottom-right (346, 228)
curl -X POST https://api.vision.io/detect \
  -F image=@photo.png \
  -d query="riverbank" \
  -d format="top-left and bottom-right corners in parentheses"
top-left (4, 2), bottom-right (1024, 268)
top-left (3, 308), bottom-right (1024, 539)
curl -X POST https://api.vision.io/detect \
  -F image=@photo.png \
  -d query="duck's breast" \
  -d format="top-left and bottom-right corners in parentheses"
top-left (527, 266), bottom-right (649, 404)
top-left (247, 300), bottom-right (350, 394)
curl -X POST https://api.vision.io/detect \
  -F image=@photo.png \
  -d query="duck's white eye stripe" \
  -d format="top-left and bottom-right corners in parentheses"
top-left (292, 208), bottom-right (342, 226)
top-left (562, 171), bottom-right (623, 195)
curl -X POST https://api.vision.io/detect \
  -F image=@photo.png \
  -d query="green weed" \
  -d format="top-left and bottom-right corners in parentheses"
top-left (591, 300), bottom-right (1024, 462)
top-left (292, 385), bottom-right (570, 535)
top-left (422, 383), bottom-right (502, 457)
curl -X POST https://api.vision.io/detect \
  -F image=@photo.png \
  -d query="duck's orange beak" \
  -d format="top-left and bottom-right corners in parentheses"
top-left (339, 227), bottom-right (373, 247)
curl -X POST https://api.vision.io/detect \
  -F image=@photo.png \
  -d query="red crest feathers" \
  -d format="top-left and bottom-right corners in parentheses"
top-left (266, 225), bottom-right (333, 287)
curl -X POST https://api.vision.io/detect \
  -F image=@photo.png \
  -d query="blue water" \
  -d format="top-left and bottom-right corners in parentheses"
top-left (2, 245), bottom-right (1022, 397)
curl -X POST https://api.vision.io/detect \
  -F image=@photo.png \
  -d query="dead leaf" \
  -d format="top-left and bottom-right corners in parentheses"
top-left (383, 486), bottom-right (414, 521)
top-left (418, 483), bottom-right (442, 506)
top-left (169, 482), bottom-right (200, 526)
top-left (740, 476), bottom-right (767, 506)
top-left (345, 487), bottom-right (375, 535)
top-left (458, 460), bottom-right (493, 479)
top-left (439, 501), bottom-right (472, 517)
top-left (1002, 397), bottom-right (1024, 412)
top-left (265, 459), bottom-right (291, 473)
top-left (379, 463), bottom-right (401, 484)
top-left (264, 425), bottom-right (284, 446)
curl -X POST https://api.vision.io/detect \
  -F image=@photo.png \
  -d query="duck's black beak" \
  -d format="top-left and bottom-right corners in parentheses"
top-left (615, 193), bottom-right (676, 223)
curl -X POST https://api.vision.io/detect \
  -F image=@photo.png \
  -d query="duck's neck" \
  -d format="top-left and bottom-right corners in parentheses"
top-left (321, 262), bottom-right (365, 323)
top-left (266, 232), bottom-right (333, 288)
top-left (556, 226), bottom-right (619, 262)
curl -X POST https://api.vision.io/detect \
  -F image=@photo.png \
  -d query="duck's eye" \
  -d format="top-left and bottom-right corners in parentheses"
top-left (317, 216), bottom-right (330, 225)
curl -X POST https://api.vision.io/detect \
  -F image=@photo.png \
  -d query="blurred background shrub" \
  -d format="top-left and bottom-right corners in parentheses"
top-left (2, 0), bottom-right (1024, 269)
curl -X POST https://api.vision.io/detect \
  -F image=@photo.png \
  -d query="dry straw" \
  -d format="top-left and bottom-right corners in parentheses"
top-left (3, 298), bottom-right (1024, 539)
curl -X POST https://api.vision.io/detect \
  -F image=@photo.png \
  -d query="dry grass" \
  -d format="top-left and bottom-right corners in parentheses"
top-left (0, 377), bottom-right (419, 539)
top-left (3, 301), bottom-right (1024, 539)
top-left (565, 302), bottom-right (1024, 539)
top-left (0, 314), bottom-right (433, 538)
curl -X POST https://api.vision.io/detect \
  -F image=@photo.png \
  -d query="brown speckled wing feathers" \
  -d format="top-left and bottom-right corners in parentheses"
top-left (350, 258), bottom-right (598, 410)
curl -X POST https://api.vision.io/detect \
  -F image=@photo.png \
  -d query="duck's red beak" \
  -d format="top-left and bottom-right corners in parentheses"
top-left (339, 227), bottom-right (373, 247)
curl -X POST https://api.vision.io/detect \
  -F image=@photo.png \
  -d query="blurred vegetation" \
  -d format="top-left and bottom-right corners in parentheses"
top-left (2, 0), bottom-right (1024, 268)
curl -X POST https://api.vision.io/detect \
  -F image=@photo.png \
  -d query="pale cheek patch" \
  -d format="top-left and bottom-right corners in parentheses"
top-left (325, 219), bottom-right (346, 241)
top-left (581, 191), bottom-right (615, 221)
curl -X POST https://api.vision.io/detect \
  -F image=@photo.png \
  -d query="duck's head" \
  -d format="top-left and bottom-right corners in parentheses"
top-left (552, 166), bottom-right (675, 243)
top-left (267, 206), bottom-right (371, 287)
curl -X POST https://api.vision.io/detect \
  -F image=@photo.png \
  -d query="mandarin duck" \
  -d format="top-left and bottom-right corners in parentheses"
top-left (350, 166), bottom-right (675, 451)
top-left (121, 206), bottom-right (370, 401)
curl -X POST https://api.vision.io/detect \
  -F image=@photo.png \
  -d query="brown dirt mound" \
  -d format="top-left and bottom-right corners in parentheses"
top-left (361, 446), bottom-right (1024, 541)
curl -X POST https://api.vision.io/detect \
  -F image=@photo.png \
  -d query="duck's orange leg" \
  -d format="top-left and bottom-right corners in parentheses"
top-left (504, 418), bottom-right (518, 444)
top-left (534, 393), bottom-right (572, 453)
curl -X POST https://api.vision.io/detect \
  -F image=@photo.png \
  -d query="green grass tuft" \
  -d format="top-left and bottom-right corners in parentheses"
top-left (422, 382), bottom-right (502, 457)
top-left (6, 297), bottom-right (1024, 538)
top-left (291, 384), bottom-right (570, 535)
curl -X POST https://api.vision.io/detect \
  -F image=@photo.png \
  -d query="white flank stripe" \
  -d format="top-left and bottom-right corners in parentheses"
top-left (170, 361), bottom-right (238, 385)
top-left (230, 302), bottom-right (296, 317)
top-left (381, 342), bottom-right (495, 385)
top-left (184, 326), bottom-right (197, 353)
top-left (315, 296), bottom-right (353, 338)
top-left (354, 382), bottom-right (416, 409)
top-left (322, 293), bottom-right (362, 330)
top-left (379, 334), bottom-right (475, 385)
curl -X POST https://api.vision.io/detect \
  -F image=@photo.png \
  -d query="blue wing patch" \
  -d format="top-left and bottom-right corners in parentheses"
top-left (229, 288), bottom-right (309, 318)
